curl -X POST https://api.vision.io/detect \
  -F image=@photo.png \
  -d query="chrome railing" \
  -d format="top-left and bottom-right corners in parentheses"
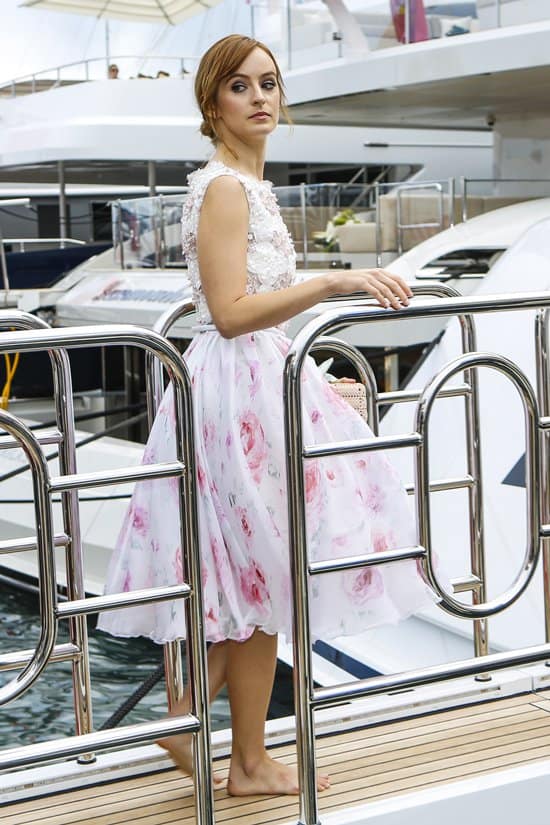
top-left (0, 310), bottom-right (93, 744)
top-left (0, 321), bottom-right (214, 825)
top-left (284, 290), bottom-right (550, 825)
top-left (112, 181), bottom-right (376, 271)
top-left (111, 174), bottom-right (550, 275)
top-left (3, 4), bottom-right (548, 102)
top-left (460, 177), bottom-right (550, 221)
top-left (0, 54), bottom-right (198, 97)
top-left (2, 237), bottom-right (86, 251)
top-left (396, 179), bottom-right (455, 255)
top-left (148, 300), bottom-right (196, 712)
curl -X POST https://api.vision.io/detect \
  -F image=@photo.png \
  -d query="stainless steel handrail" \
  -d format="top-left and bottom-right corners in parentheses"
top-left (0, 310), bottom-right (94, 749)
top-left (415, 351), bottom-right (540, 616)
top-left (395, 181), bottom-right (448, 256)
top-left (0, 323), bottom-right (214, 825)
top-left (374, 177), bottom-right (454, 266)
top-left (535, 308), bottom-right (550, 648)
top-left (0, 54), bottom-right (198, 97)
top-left (460, 176), bottom-right (550, 221)
top-left (149, 299), bottom-right (196, 711)
top-left (2, 238), bottom-right (86, 251)
top-left (284, 290), bottom-right (550, 825)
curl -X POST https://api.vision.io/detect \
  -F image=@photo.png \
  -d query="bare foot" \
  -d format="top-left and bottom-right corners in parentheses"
top-left (228, 753), bottom-right (330, 796)
top-left (157, 733), bottom-right (193, 776)
top-left (157, 734), bottom-right (225, 787)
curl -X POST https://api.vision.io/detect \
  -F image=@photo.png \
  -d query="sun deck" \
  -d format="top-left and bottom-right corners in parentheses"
top-left (5, 690), bottom-right (550, 825)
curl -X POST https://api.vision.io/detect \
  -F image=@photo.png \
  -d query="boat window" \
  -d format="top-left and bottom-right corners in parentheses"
top-left (416, 248), bottom-right (505, 280)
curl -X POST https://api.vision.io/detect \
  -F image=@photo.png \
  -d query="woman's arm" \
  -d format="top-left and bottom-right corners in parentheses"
top-left (197, 175), bottom-right (412, 339)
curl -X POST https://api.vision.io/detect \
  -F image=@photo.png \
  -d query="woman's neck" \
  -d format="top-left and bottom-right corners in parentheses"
top-left (212, 140), bottom-right (266, 182)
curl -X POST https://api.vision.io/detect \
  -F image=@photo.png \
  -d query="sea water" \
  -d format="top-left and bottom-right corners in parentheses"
top-left (0, 584), bottom-right (293, 750)
top-left (0, 584), bottom-right (233, 749)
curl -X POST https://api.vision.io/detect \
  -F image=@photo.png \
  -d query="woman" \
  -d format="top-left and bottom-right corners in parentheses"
top-left (98, 34), bottom-right (437, 796)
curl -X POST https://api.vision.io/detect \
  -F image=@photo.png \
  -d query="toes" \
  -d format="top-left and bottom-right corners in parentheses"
top-left (317, 774), bottom-right (331, 791)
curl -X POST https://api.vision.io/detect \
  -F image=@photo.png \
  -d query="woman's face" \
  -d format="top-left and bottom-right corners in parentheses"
top-left (214, 47), bottom-right (280, 144)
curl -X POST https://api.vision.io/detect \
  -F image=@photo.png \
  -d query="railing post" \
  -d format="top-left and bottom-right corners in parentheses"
top-left (404, 0), bottom-right (411, 44)
top-left (462, 334), bottom-right (491, 673)
top-left (448, 176), bottom-right (456, 228)
top-left (461, 176), bottom-right (468, 223)
top-left (0, 234), bottom-right (9, 292)
top-left (53, 345), bottom-right (96, 754)
top-left (286, 0), bottom-right (293, 70)
top-left (535, 309), bottom-right (550, 656)
top-left (58, 161), bottom-right (67, 249)
top-left (375, 182), bottom-right (382, 267)
top-left (116, 200), bottom-right (125, 269)
top-left (283, 351), bottom-right (320, 825)
top-left (300, 182), bottom-right (308, 269)
top-left (149, 301), bottom-right (197, 711)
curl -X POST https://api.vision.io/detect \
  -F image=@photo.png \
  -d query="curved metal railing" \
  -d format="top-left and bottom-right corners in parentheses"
top-left (284, 290), bottom-right (550, 825)
top-left (0, 322), bottom-right (214, 825)
top-left (0, 54), bottom-right (198, 97)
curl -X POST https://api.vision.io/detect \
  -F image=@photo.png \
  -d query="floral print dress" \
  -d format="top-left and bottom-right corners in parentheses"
top-left (97, 162), bottom-right (437, 645)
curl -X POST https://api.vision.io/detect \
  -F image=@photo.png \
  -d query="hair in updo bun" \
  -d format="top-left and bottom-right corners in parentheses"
top-left (194, 34), bottom-right (289, 145)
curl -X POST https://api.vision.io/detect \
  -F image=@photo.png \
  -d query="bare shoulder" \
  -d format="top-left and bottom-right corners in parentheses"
top-left (203, 174), bottom-right (248, 210)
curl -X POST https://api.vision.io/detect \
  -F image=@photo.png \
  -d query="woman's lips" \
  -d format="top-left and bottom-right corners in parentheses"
top-left (250, 112), bottom-right (269, 119)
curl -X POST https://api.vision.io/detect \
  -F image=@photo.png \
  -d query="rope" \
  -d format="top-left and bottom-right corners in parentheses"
top-left (1, 352), bottom-right (20, 410)
top-left (98, 662), bottom-right (166, 730)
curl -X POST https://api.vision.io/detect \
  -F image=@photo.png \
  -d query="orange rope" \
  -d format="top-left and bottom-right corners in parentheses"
top-left (1, 351), bottom-right (20, 410)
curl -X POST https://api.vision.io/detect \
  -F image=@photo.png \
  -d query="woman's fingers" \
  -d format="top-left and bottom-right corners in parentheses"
top-left (365, 269), bottom-right (411, 309)
top-left (372, 269), bottom-right (411, 305)
top-left (365, 276), bottom-right (401, 309)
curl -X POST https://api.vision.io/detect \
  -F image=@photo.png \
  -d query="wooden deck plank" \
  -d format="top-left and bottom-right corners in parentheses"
top-left (3, 691), bottom-right (535, 820)
top-left (5, 690), bottom-right (550, 825)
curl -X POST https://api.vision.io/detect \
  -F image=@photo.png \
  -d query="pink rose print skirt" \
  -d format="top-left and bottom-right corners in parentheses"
top-left (97, 327), bottom-right (438, 644)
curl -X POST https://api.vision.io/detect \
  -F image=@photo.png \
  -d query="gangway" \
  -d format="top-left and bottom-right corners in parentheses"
top-left (3, 293), bottom-right (550, 824)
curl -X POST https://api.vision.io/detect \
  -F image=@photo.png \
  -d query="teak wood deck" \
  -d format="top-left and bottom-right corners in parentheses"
top-left (5, 690), bottom-right (550, 825)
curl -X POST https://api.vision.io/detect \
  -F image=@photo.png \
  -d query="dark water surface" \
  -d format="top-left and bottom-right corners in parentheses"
top-left (0, 585), bottom-right (235, 749)
top-left (0, 585), bottom-right (294, 751)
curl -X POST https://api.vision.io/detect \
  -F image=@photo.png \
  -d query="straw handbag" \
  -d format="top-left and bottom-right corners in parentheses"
top-left (331, 381), bottom-right (368, 423)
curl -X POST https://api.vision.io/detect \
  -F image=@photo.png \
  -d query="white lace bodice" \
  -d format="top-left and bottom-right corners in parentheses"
top-left (181, 161), bottom-right (296, 325)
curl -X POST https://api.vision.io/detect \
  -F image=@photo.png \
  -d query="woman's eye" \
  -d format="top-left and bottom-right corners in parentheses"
top-left (263, 80), bottom-right (277, 90)
top-left (231, 83), bottom-right (246, 92)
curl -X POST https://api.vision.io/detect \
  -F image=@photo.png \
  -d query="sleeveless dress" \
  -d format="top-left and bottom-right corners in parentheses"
top-left (97, 161), bottom-right (438, 645)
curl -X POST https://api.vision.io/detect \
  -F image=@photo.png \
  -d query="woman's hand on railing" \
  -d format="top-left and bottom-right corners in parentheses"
top-left (324, 268), bottom-right (412, 310)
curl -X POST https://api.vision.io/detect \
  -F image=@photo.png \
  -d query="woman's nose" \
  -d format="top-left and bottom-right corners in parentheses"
top-left (252, 86), bottom-right (266, 104)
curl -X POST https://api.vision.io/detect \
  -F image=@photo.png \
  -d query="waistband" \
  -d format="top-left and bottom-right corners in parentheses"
top-left (192, 323), bottom-right (287, 336)
top-left (192, 324), bottom-right (217, 333)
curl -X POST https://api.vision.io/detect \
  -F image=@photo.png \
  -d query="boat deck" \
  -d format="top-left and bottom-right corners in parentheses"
top-left (5, 690), bottom-right (550, 824)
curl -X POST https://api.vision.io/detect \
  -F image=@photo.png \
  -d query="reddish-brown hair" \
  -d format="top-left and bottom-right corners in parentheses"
top-left (194, 34), bottom-right (289, 144)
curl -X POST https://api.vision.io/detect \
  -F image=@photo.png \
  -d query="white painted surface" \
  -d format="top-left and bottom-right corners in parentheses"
top-left (478, 0), bottom-right (550, 29)
top-left (310, 759), bottom-right (550, 825)
top-left (383, 215), bottom-right (550, 653)
top-left (286, 19), bottom-right (550, 106)
top-left (494, 117), bottom-right (550, 196)
top-left (390, 198), bottom-right (550, 280)
top-left (0, 77), bottom-right (492, 177)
